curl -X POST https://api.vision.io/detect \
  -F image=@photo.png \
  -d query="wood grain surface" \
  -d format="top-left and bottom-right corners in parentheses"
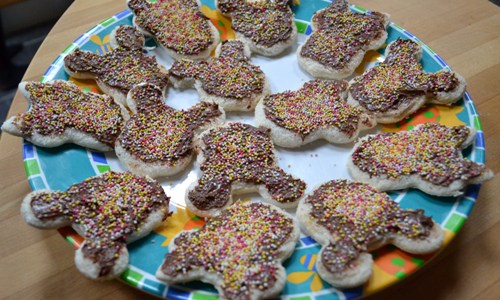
top-left (1, 0), bottom-right (499, 299)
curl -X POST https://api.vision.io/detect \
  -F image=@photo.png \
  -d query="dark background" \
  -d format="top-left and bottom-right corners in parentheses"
top-left (0, 0), bottom-right (72, 125)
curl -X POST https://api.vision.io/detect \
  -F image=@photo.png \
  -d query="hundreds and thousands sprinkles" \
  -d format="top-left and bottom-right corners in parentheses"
top-left (300, 0), bottom-right (387, 69)
top-left (64, 25), bottom-right (168, 94)
top-left (188, 122), bottom-right (306, 212)
top-left (128, 0), bottom-right (215, 56)
top-left (170, 40), bottom-right (266, 100)
top-left (349, 38), bottom-right (460, 113)
top-left (263, 79), bottom-right (371, 138)
top-left (217, 0), bottom-right (294, 47)
top-left (302, 180), bottom-right (434, 272)
top-left (351, 123), bottom-right (485, 186)
top-left (29, 171), bottom-right (169, 276)
top-left (118, 84), bottom-right (222, 163)
top-left (158, 202), bottom-right (298, 300)
top-left (17, 81), bottom-right (123, 147)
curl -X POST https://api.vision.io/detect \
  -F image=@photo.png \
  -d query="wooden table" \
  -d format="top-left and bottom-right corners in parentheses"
top-left (1, 0), bottom-right (499, 299)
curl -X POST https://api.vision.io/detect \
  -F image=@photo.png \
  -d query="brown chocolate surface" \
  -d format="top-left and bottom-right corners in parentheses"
top-left (305, 180), bottom-right (433, 273)
top-left (169, 40), bottom-right (266, 101)
top-left (351, 123), bottom-right (487, 186)
top-left (160, 202), bottom-right (295, 299)
top-left (16, 81), bottom-right (123, 147)
top-left (263, 79), bottom-right (373, 138)
top-left (188, 123), bottom-right (306, 211)
top-left (64, 25), bottom-right (168, 94)
top-left (30, 171), bottom-right (170, 277)
top-left (217, 0), bottom-right (294, 47)
top-left (300, 0), bottom-right (387, 70)
top-left (128, 0), bottom-right (215, 56)
top-left (349, 38), bottom-right (460, 113)
top-left (118, 84), bottom-right (222, 163)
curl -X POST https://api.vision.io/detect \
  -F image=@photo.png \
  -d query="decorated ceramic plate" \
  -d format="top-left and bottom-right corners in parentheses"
top-left (23, 0), bottom-right (486, 299)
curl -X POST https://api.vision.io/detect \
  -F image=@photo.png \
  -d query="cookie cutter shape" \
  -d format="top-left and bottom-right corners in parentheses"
top-left (216, 0), bottom-right (297, 56)
top-left (255, 79), bottom-right (376, 147)
top-left (186, 122), bottom-right (306, 217)
top-left (64, 25), bottom-right (169, 107)
top-left (1, 80), bottom-right (127, 152)
top-left (21, 171), bottom-right (170, 280)
top-left (115, 83), bottom-right (225, 178)
top-left (157, 202), bottom-right (299, 300)
top-left (297, 0), bottom-right (390, 79)
top-left (297, 179), bottom-right (444, 288)
top-left (170, 40), bottom-right (270, 111)
top-left (128, 0), bottom-right (219, 60)
top-left (348, 38), bottom-right (467, 124)
top-left (348, 123), bottom-right (494, 196)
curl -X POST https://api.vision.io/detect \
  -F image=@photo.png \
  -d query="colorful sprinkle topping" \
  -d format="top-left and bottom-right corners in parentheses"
top-left (350, 39), bottom-right (460, 113)
top-left (306, 180), bottom-right (434, 272)
top-left (263, 79), bottom-right (373, 138)
top-left (170, 40), bottom-right (265, 100)
top-left (64, 25), bottom-right (168, 94)
top-left (128, 0), bottom-right (215, 55)
top-left (218, 0), bottom-right (294, 47)
top-left (351, 123), bottom-right (486, 186)
top-left (188, 123), bottom-right (306, 210)
top-left (30, 171), bottom-right (169, 276)
top-left (118, 84), bottom-right (222, 163)
top-left (16, 81), bottom-right (123, 147)
top-left (300, 0), bottom-right (387, 69)
top-left (161, 202), bottom-right (296, 299)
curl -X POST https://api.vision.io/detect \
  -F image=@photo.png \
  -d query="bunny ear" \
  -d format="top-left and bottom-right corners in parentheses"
top-left (20, 190), bottom-right (71, 229)
top-left (276, 0), bottom-right (293, 8)
top-left (312, 0), bottom-right (349, 29)
top-left (64, 49), bottom-right (102, 74)
top-left (127, 0), bottom-right (150, 13)
top-left (75, 241), bottom-right (129, 280)
top-left (217, 0), bottom-right (246, 14)
top-left (216, 40), bottom-right (250, 61)
top-left (111, 25), bottom-right (145, 50)
top-left (384, 39), bottom-right (422, 64)
top-left (126, 83), bottom-right (168, 114)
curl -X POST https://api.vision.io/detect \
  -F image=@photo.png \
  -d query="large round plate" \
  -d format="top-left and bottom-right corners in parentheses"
top-left (23, 0), bottom-right (486, 299)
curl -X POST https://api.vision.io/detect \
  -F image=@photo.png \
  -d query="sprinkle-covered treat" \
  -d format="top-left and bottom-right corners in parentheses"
top-left (170, 40), bottom-right (270, 111)
top-left (157, 202), bottom-right (300, 300)
top-left (297, 0), bottom-right (390, 79)
top-left (255, 79), bottom-right (376, 147)
top-left (128, 0), bottom-right (219, 61)
top-left (186, 122), bottom-right (306, 217)
top-left (216, 0), bottom-right (297, 56)
top-left (115, 83), bottom-right (225, 178)
top-left (348, 123), bottom-right (494, 196)
top-left (20, 171), bottom-right (170, 280)
top-left (64, 25), bottom-right (169, 107)
top-left (1, 80), bottom-right (127, 152)
top-left (348, 39), bottom-right (467, 123)
top-left (296, 179), bottom-right (444, 288)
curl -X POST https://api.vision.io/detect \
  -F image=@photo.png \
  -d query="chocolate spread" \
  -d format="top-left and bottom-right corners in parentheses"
top-left (351, 123), bottom-right (486, 186)
top-left (218, 0), bottom-right (294, 47)
top-left (169, 41), bottom-right (265, 100)
top-left (118, 84), bottom-right (222, 163)
top-left (263, 79), bottom-right (370, 138)
top-left (300, 0), bottom-right (387, 70)
top-left (188, 123), bottom-right (306, 211)
top-left (30, 171), bottom-right (169, 277)
top-left (17, 81), bottom-right (123, 147)
top-left (349, 39), bottom-right (460, 113)
top-left (160, 202), bottom-right (294, 299)
top-left (128, 0), bottom-right (215, 55)
top-left (306, 180), bottom-right (433, 272)
top-left (64, 25), bottom-right (168, 94)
